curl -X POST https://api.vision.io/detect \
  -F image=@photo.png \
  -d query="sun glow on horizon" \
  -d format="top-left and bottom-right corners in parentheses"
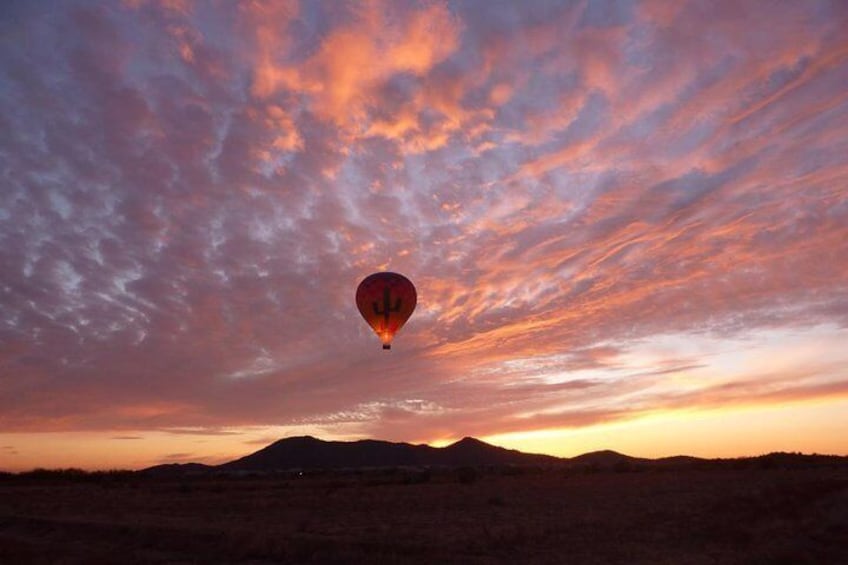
top-left (482, 397), bottom-right (848, 460)
top-left (3, 393), bottom-right (847, 473)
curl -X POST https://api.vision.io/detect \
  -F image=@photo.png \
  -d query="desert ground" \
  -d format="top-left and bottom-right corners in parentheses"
top-left (1, 465), bottom-right (846, 564)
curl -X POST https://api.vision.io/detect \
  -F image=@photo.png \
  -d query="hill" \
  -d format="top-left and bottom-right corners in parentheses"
top-left (136, 437), bottom-right (848, 476)
top-left (139, 462), bottom-right (214, 477)
top-left (216, 435), bottom-right (560, 472)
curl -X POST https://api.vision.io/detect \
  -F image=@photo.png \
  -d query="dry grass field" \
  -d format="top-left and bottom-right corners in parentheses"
top-left (1, 465), bottom-right (846, 564)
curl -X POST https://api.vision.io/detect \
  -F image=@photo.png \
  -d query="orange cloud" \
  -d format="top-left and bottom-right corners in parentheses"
top-left (242, 0), bottom-right (302, 98)
top-left (245, 0), bottom-right (462, 145)
top-left (3, 0), bottom-right (847, 464)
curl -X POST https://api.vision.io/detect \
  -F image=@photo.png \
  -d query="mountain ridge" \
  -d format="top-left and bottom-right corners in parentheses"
top-left (139, 436), bottom-right (848, 475)
top-left (216, 435), bottom-right (562, 472)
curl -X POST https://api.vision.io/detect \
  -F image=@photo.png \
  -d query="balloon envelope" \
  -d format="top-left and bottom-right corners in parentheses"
top-left (356, 272), bottom-right (417, 349)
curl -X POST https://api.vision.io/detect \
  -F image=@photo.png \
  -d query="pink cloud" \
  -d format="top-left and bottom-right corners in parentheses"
top-left (245, 0), bottom-right (463, 150)
top-left (0, 0), bottom-right (846, 456)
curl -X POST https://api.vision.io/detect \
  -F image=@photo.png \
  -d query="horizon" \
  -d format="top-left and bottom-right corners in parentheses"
top-left (3, 428), bottom-right (847, 473)
top-left (5, 433), bottom-right (847, 474)
top-left (2, 1), bottom-right (847, 472)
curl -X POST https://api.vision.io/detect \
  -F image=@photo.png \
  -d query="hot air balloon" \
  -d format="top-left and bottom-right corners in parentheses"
top-left (356, 272), bottom-right (417, 350)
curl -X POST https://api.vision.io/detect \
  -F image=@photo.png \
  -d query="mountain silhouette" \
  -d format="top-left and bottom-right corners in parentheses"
top-left (569, 449), bottom-right (645, 466)
top-left (216, 435), bottom-right (559, 472)
top-left (140, 437), bottom-right (848, 476)
top-left (141, 462), bottom-right (214, 476)
top-left (436, 437), bottom-right (559, 466)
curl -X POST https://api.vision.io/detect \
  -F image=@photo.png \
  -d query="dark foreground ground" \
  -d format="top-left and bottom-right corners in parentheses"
top-left (1, 466), bottom-right (846, 564)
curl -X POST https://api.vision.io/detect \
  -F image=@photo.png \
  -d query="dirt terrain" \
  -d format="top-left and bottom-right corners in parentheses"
top-left (1, 466), bottom-right (846, 564)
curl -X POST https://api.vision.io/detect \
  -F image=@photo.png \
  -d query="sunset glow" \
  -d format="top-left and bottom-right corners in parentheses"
top-left (1, 1), bottom-right (847, 471)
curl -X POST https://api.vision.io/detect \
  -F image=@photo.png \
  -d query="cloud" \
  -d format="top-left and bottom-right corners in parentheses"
top-left (159, 452), bottom-right (196, 462)
top-left (163, 428), bottom-right (245, 436)
top-left (0, 0), bottom-right (846, 451)
top-left (244, 0), bottom-right (465, 152)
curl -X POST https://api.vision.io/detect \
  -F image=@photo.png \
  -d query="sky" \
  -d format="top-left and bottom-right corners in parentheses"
top-left (1, 0), bottom-right (847, 471)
